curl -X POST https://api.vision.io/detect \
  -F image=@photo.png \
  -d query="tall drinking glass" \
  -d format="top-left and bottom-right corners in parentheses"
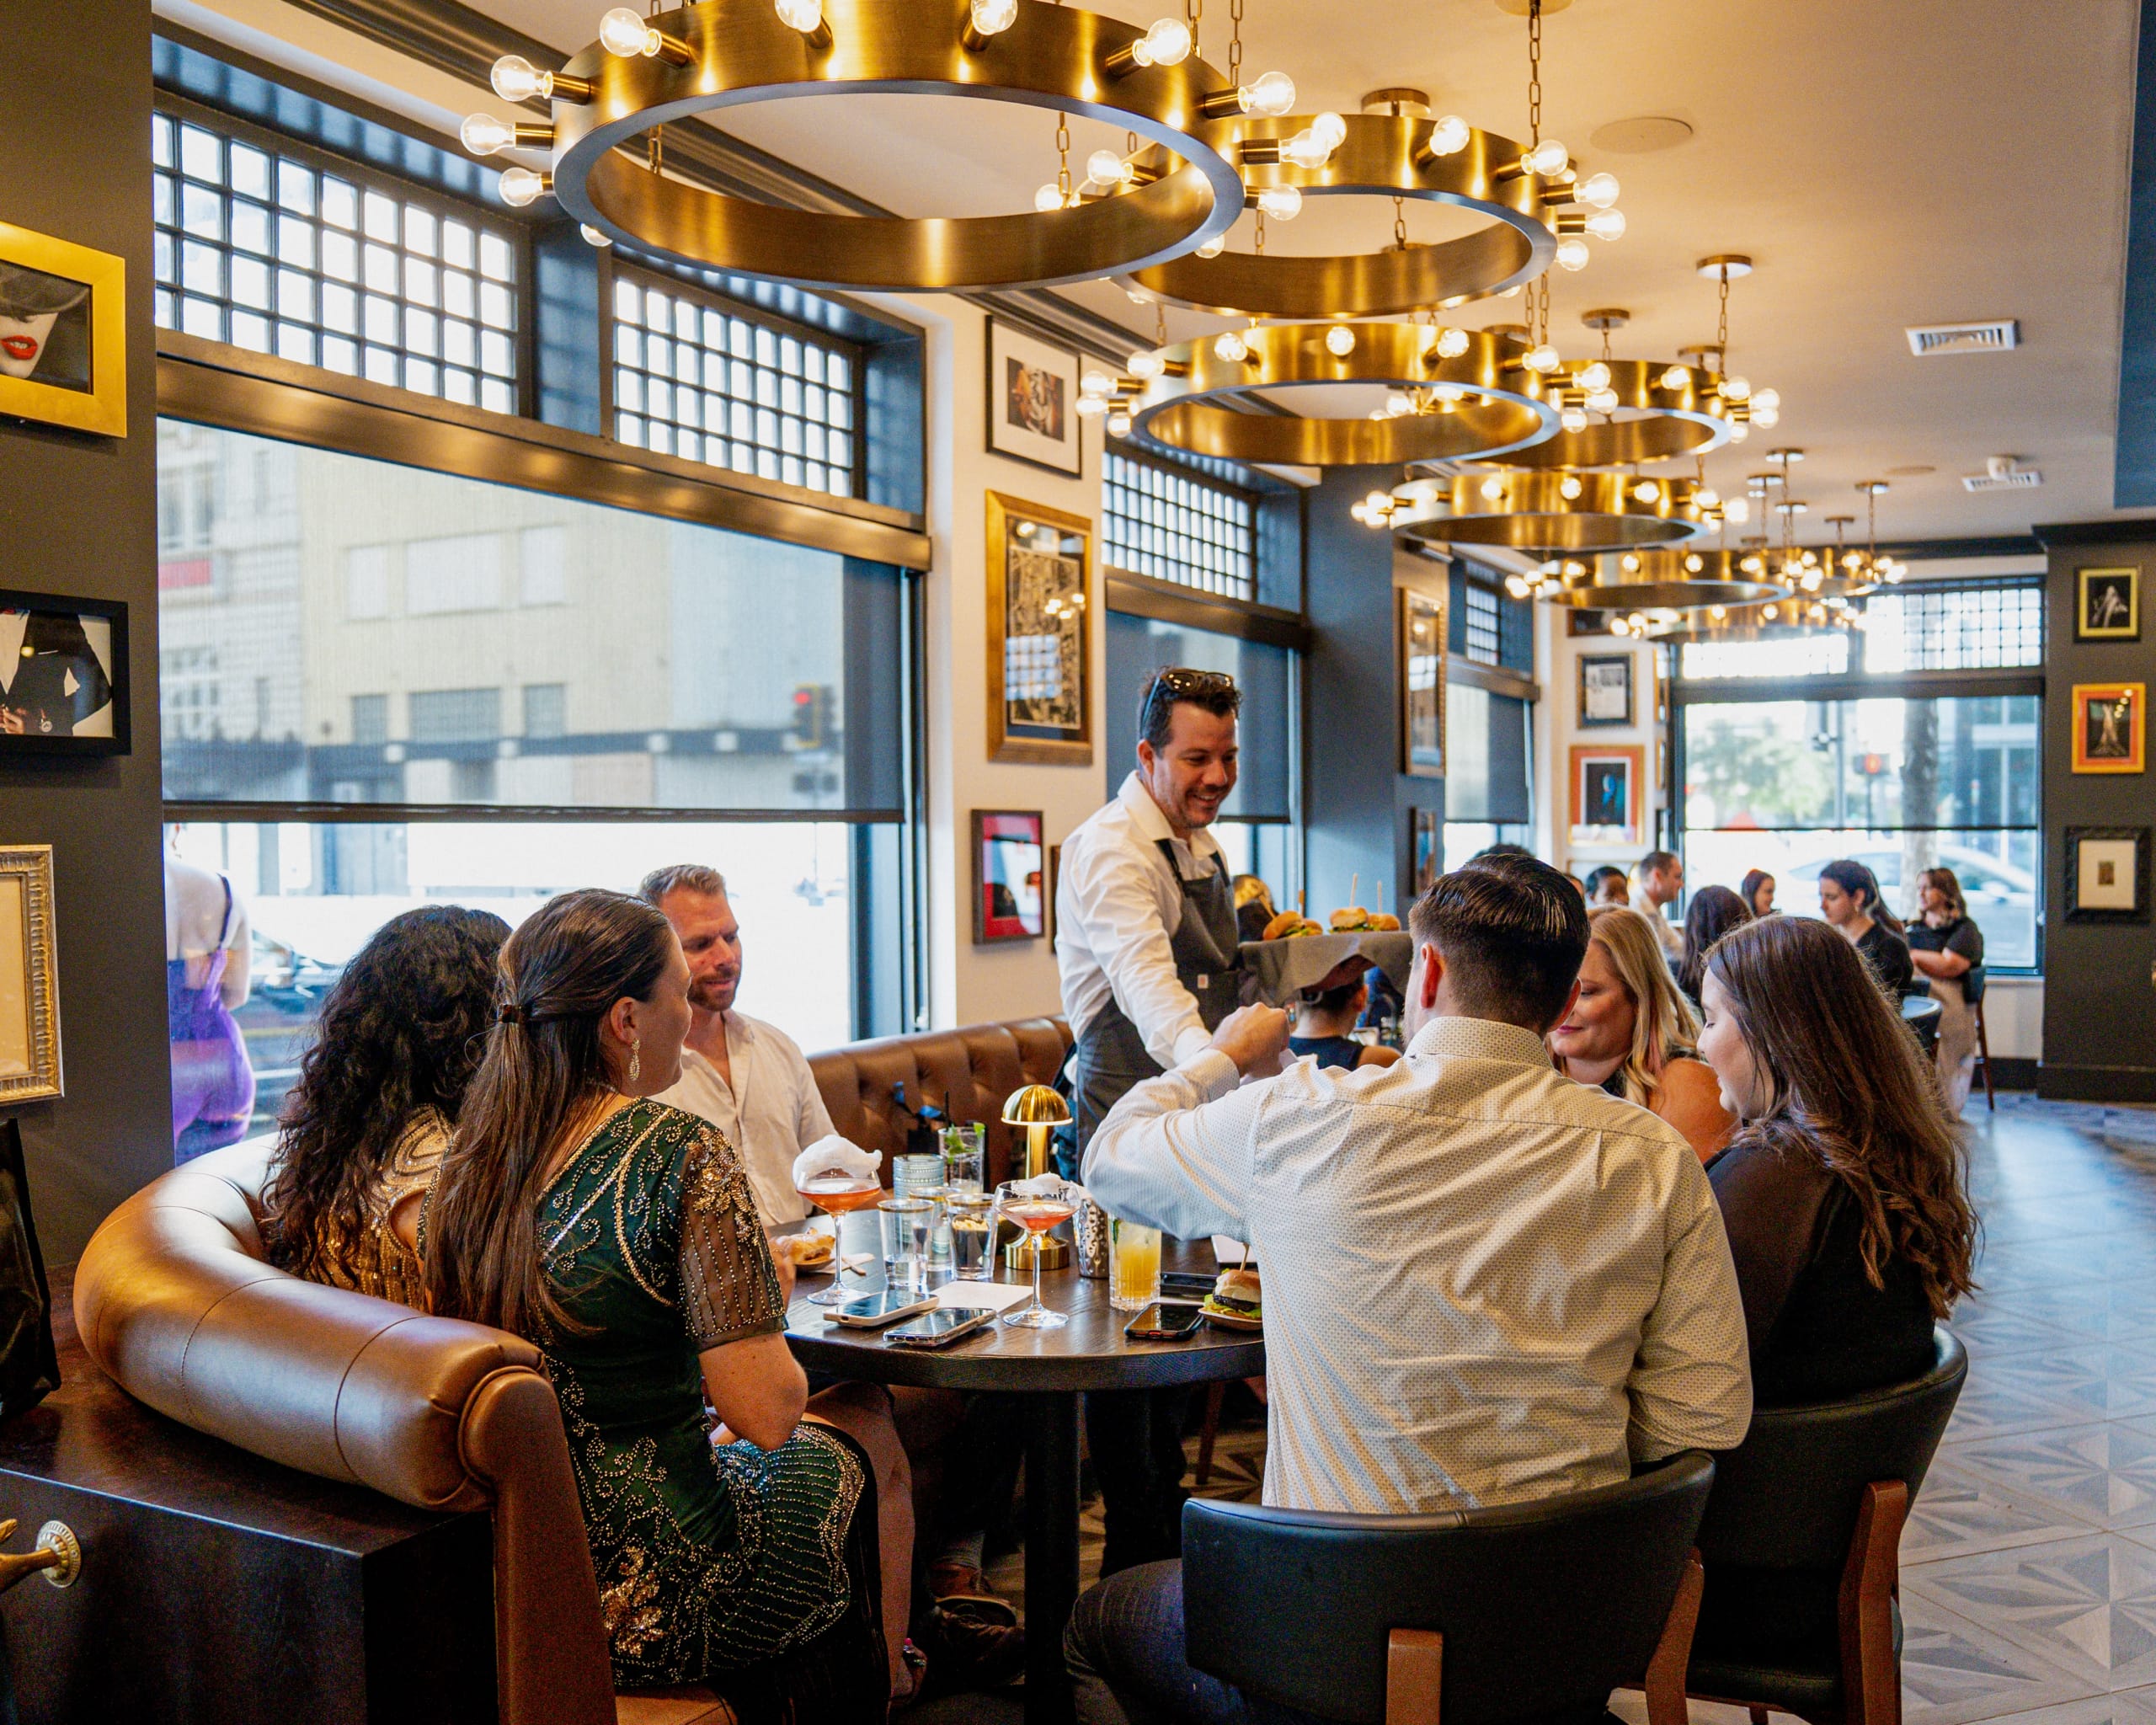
top-left (1108, 1219), bottom-right (1162, 1311)
top-left (947, 1194), bottom-right (996, 1279)
top-left (878, 1197), bottom-right (934, 1295)
top-left (797, 1173), bottom-right (885, 1306)
top-left (995, 1179), bottom-right (1074, 1330)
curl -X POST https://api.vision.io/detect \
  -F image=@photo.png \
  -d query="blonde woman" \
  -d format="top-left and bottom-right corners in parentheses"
top-left (1550, 905), bottom-right (1735, 1162)
top-left (1908, 867), bottom-right (1985, 1112)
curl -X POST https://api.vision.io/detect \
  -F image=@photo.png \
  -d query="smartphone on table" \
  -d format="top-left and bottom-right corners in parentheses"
top-left (886, 1307), bottom-right (998, 1348)
top-left (1124, 1301), bottom-right (1205, 1342)
top-left (828, 1291), bottom-right (937, 1328)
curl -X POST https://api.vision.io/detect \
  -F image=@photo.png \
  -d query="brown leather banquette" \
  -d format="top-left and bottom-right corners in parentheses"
top-left (68, 1016), bottom-right (1070, 1725)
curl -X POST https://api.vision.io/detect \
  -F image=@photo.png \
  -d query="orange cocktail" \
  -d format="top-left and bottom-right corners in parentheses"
top-left (995, 1185), bottom-right (1074, 1330)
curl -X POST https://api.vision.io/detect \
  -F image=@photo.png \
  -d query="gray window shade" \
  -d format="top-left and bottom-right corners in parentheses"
top-left (1444, 684), bottom-right (1531, 825)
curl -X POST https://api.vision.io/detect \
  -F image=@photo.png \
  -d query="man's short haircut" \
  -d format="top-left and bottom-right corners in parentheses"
top-left (1408, 855), bottom-right (1591, 1032)
top-left (1582, 864), bottom-right (1628, 895)
top-left (1138, 666), bottom-right (1241, 752)
top-left (1468, 841), bottom-right (1537, 864)
top-left (1638, 850), bottom-right (1681, 879)
top-left (638, 864), bottom-right (728, 906)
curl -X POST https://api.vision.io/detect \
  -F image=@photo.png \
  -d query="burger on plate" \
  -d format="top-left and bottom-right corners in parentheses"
top-left (1201, 1265), bottom-right (1261, 1327)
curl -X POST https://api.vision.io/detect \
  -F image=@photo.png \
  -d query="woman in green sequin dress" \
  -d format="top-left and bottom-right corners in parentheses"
top-left (424, 889), bottom-right (913, 1717)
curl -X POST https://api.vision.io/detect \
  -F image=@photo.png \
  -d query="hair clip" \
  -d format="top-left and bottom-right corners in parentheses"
top-left (497, 1002), bottom-right (523, 1025)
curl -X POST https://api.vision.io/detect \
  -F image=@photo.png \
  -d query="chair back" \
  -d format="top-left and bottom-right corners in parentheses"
top-left (1962, 964), bottom-right (1988, 1005)
top-left (1182, 1452), bottom-right (1715, 1725)
top-left (1695, 1326), bottom-right (1965, 1571)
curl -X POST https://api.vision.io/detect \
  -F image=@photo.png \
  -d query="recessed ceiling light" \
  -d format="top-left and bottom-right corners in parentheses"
top-left (1589, 115), bottom-right (1694, 155)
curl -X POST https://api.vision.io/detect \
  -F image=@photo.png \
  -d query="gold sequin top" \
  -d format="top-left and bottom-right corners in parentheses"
top-left (310, 1111), bottom-right (446, 1309)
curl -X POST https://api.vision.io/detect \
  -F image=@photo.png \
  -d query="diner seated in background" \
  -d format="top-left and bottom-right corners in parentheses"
top-left (1583, 864), bottom-right (1630, 908)
top-left (1288, 959), bottom-right (1401, 1071)
top-left (1551, 905), bottom-right (1735, 1163)
top-left (1817, 858), bottom-right (1914, 996)
top-left (1676, 884), bottom-right (1754, 1009)
top-left (423, 889), bottom-right (917, 1712)
top-left (1633, 849), bottom-right (1688, 962)
top-left (1697, 914), bottom-right (1976, 1405)
top-left (1066, 856), bottom-right (1751, 1725)
top-left (1740, 868), bottom-right (1777, 918)
top-left (1231, 873), bottom-right (1277, 944)
top-left (261, 905), bottom-right (509, 1306)
top-left (1910, 866), bottom-right (1987, 1112)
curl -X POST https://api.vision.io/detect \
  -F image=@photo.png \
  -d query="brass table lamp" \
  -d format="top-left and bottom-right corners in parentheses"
top-left (1001, 1084), bottom-right (1073, 1269)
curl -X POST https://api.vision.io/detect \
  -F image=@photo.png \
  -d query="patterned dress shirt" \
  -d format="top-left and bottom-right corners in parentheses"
top-left (1084, 1014), bottom-right (1753, 1514)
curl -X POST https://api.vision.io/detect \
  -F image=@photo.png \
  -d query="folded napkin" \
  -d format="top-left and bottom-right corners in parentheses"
top-left (791, 1135), bottom-right (883, 1189)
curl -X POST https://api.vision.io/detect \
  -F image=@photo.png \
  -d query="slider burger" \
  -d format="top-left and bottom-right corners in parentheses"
top-left (1328, 906), bottom-right (1371, 932)
top-left (1367, 911), bottom-right (1401, 931)
top-left (1201, 1265), bottom-right (1261, 1326)
top-left (1261, 911), bottom-right (1324, 939)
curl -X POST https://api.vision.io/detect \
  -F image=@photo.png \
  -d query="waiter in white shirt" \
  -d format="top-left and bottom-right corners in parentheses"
top-left (1054, 665), bottom-right (1245, 1576)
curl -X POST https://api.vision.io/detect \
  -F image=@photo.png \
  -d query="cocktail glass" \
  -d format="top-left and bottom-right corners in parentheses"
top-left (995, 1180), bottom-right (1074, 1330)
top-left (797, 1173), bottom-right (885, 1306)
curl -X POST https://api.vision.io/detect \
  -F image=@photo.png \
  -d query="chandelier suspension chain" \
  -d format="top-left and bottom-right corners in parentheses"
top-left (1227, 0), bottom-right (1243, 89)
top-left (1394, 195), bottom-right (1408, 252)
top-left (1186, 0), bottom-right (1200, 61)
top-left (1055, 110), bottom-right (1072, 201)
top-left (1527, 0), bottom-right (1543, 146)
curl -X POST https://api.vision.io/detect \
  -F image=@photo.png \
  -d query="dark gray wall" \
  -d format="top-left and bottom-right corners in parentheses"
top-left (1, 0), bottom-right (173, 1258)
top-left (2036, 524), bottom-right (2156, 1100)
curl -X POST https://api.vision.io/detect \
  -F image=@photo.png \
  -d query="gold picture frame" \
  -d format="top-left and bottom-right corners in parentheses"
top-left (2078, 566), bottom-right (2140, 642)
top-left (0, 846), bottom-right (61, 1104)
top-left (1398, 585), bottom-right (1447, 777)
top-left (986, 490), bottom-right (1093, 764)
top-left (0, 222), bottom-right (126, 439)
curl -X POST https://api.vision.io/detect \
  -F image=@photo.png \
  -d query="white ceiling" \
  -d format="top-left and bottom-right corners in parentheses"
top-left (168, 0), bottom-right (2148, 543)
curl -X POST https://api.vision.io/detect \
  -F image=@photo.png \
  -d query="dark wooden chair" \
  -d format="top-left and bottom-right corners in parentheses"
top-left (1181, 1451), bottom-right (1715, 1725)
top-left (1965, 965), bottom-right (1995, 1110)
top-left (1683, 1328), bottom-right (1967, 1725)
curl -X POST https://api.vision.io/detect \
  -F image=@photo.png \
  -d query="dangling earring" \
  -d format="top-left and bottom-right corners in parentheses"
top-left (628, 1035), bottom-right (642, 1087)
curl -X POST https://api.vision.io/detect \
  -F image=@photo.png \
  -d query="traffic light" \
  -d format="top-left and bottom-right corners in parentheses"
top-left (791, 683), bottom-right (832, 750)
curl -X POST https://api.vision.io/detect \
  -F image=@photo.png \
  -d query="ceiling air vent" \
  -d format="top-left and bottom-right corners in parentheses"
top-left (1962, 456), bottom-right (2041, 493)
top-left (1907, 320), bottom-right (2019, 357)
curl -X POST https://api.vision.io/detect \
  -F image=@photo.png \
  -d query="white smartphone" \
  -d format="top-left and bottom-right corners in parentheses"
top-left (827, 1291), bottom-right (937, 1328)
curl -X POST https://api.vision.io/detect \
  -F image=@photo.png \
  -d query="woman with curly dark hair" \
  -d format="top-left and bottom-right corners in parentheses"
top-left (1674, 884), bottom-right (1753, 1009)
top-left (261, 905), bottom-right (509, 1306)
top-left (1696, 914), bottom-right (1976, 1404)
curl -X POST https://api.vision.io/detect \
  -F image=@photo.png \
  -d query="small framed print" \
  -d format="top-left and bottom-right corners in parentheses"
top-left (973, 810), bottom-right (1046, 944)
top-left (2072, 681), bottom-right (2145, 774)
top-left (0, 589), bottom-right (129, 756)
top-left (2064, 826), bottom-right (2151, 923)
top-left (1577, 653), bottom-right (1635, 728)
top-left (2079, 567), bottom-right (2140, 642)
top-left (1399, 586), bottom-right (1447, 777)
top-left (1412, 807), bottom-right (1443, 895)
top-left (0, 224), bottom-right (126, 438)
top-left (986, 491), bottom-right (1091, 764)
top-left (1569, 744), bottom-right (1645, 846)
top-left (0, 846), bottom-right (61, 1105)
top-left (987, 318), bottom-right (1083, 478)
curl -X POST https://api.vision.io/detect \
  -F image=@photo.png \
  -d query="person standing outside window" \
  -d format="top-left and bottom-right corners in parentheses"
top-left (166, 830), bottom-right (255, 1162)
top-left (1055, 667), bottom-right (1243, 1577)
top-left (1634, 850), bottom-right (1686, 961)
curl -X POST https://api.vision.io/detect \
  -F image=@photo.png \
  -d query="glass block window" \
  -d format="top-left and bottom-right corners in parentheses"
top-left (1462, 579), bottom-right (1502, 665)
top-left (1102, 449), bottom-right (1257, 601)
top-left (1862, 583), bottom-right (2043, 672)
top-left (152, 109), bottom-right (522, 414)
top-left (611, 273), bottom-right (857, 497)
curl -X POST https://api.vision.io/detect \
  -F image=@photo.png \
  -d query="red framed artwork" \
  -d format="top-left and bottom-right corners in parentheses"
top-left (2072, 682), bottom-right (2146, 774)
top-left (972, 809), bottom-right (1046, 943)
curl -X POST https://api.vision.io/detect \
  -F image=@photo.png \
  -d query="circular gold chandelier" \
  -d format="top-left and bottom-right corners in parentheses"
top-left (474, 0), bottom-right (1255, 291)
top-left (1367, 468), bottom-right (1708, 550)
top-left (1506, 547), bottom-right (1781, 611)
top-left (1127, 323), bottom-right (1557, 465)
top-left (1493, 309), bottom-right (1735, 468)
top-left (1638, 595), bottom-right (1859, 645)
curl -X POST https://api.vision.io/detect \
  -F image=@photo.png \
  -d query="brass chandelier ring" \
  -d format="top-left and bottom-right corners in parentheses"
top-left (547, 0), bottom-right (1246, 292)
top-left (1119, 111), bottom-right (1556, 319)
top-left (1534, 547), bottom-right (1781, 611)
top-left (1129, 323), bottom-right (1558, 466)
top-left (1494, 360), bottom-right (1735, 469)
top-left (1389, 471), bottom-right (1707, 552)
top-left (1645, 598), bottom-right (1854, 645)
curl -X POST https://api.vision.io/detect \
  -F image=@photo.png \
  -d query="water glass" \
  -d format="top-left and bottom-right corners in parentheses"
top-left (1108, 1219), bottom-right (1162, 1311)
top-left (914, 1183), bottom-right (953, 1270)
top-left (878, 1198), bottom-right (934, 1295)
top-left (946, 1193), bottom-right (997, 1280)
top-left (941, 1124), bottom-right (986, 1194)
top-left (893, 1154), bottom-right (942, 1200)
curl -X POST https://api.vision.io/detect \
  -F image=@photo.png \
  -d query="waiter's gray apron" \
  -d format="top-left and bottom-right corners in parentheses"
top-left (1073, 841), bottom-right (1241, 1152)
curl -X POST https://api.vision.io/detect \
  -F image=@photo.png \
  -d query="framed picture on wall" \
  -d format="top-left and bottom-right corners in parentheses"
top-left (0, 589), bottom-right (129, 757)
top-left (1398, 586), bottom-right (1447, 777)
top-left (2064, 826), bottom-right (2151, 923)
top-left (2071, 681), bottom-right (2145, 774)
top-left (0, 846), bottom-right (61, 1105)
top-left (0, 222), bottom-right (127, 438)
top-left (973, 809), bottom-right (1046, 944)
top-left (986, 318), bottom-right (1083, 478)
top-left (986, 491), bottom-right (1092, 764)
top-left (1412, 808), bottom-right (1443, 895)
top-left (1569, 744), bottom-right (1645, 846)
top-left (1045, 842), bottom-right (1062, 948)
top-left (1577, 653), bottom-right (1634, 728)
top-left (2078, 567), bottom-right (2140, 642)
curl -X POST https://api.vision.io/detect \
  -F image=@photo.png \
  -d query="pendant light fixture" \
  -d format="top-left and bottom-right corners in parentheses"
top-left (1505, 547), bottom-right (1781, 611)
top-left (1365, 467), bottom-right (1709, 550)
top-left (1495, 307), bottom-right (1735, 469)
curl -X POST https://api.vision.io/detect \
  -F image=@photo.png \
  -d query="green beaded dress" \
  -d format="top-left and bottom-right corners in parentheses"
top-left (530, 1097), bottom-right (867, 1690)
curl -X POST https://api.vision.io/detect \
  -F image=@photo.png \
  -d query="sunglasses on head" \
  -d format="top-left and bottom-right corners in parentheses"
top-left (1139, 668), bottom-right (1236, 723)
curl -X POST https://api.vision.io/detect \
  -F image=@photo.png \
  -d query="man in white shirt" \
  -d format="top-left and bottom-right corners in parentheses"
top-left (1065, 854), bottom-right (1751, 1725)
top-left (1636, 848), bottom-right (1687, 961)
top-left (1055, 666), bottom-right (1245, 1577)
top-left (639, 864), bottom-right (835, 1231)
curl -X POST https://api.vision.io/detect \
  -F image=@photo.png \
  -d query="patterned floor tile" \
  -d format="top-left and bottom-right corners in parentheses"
top-left (1963, 1348), bottom-right (2156, 1425)
top-left (1897, 1589), bottom-right (2098, 1725)
top-left (1943, 1424), bottom-right (2156, 1534)
top-left (1959, 1306), bottom-right (2111, 1359)
top-left (1903, 1532), bottom-right (2156, 1691)
top-left (1940, 1690), bottom-right (2156, 1725)
top-left (1949, 1375), bottom-right (2111, 1441)
top-left (1908, 1458), bottom-right (2115, 1561)
top-left (1965, 1284), bottom-right (2156, 1348)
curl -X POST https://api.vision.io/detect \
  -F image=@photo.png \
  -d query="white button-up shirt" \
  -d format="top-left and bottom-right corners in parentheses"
top-left (1054, 771), bottom-right (1227, 1070)
top-left (1644, 899), bottom-right (1685, 959)
top-left (1084, 1015), bottom-right (1752, 1515)
top-left (654, 1010), bottom-right (835, 1227)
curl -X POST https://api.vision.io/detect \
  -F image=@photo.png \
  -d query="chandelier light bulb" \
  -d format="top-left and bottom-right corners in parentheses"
top-left (1081, 369), bottom-right (1114, 398)
top-left (1751, 387), bottom-right (1780, 412)
top-left (1128, 349), bottom-right (1166, 380)
top-left (1279, 128), bottom-right (1334, 170)
top-left (1130, 15), bottom-right (1193, 65)
top-left (1577, 170), bottom-right (1621, 210)
top-left (1763, 602), bottom-right (1780, 620)
top-left (1577, 360), bottom-right (1612, 393)
top-left (1035, 182), bottom-right (1066, 211)
top-left (1584, 208), bottom-right (1627, 242)
top-left (1325, 324), bottom-right (1357, 356)
top-left (1609, 616), bottom-right (1630, 636)
top-left (490, 54), bottom-right (549, 102)
top-left (1107, 410), bottom-right (1133, 437)
top-left (1426, 115), bottom-right (1471, 157)
top-left (1194, 233), bottom-right (1226, 259)
top-left (1751, 405), bottom-right (1780, 428)
top-left (461, 114), bottom-right (517, 156)
top-left (1241, 71), bottom-right (1297, 116)
top-left (1656, 366), bottom-right (1688, 393)
top-left (1087, 148), bottom-right (1127, 187)
top-left (1555, 238), bottom-right (1591, 272)
top-left (1620, 553), bottom-right (1641, 573)
top-left (1727, 421), bottom-right (1750, 444)
top-left (1367, 490), bottom-right (1392, 512)
top-left (1214, 330), bottom-right (1248, 362)
top-left (1709, 604), bottom-right (1728, 622)
top-left (1586, 387), bottom-right (1619, 414)
top-left (1561, 405), bottom-right (1588, 434)
top-left (1634, 480), bottom-right (1661, 504)
top-left (775, 0), bottom-right (825, 32)
top-left (579, 223), bottom-right (612, 247)
top-left (1721, 375), bottom-right (1753, 403)
top-left (599, 7), bottom-right (659, 56)
top-left (1684, 553), bottom-right (1705, 573)
top-left (1696, 487), bottom-right (1720, 510)
top-left (970, 0), bottom-right (1019, 35)
top-left (1385, 391), bottom-right (1413, 417)
top-left (1560, 474), bottom-right (1584, 500)
top-left (498, 165), bottom-right (547, 206)
top-left (1255, 184), bottom-right (1303, 222)
top-left (1434, 327), bottom-right (1469, 359)
top-left (1524, 343), bottom-right (1561, 374)
top-left (1627, 611), bottom-right (1649, 632)
top-left (1481, 477), bottom-right (1507, 502)
top-left (1311, 110), bottom-right (1348, 150)
top-left (1506, 574), bottom-right (1533, 599)
top-left (1075, 395), bottom-right (1110, 418)
top-left (1524, 137), bottom-right (1570, 177)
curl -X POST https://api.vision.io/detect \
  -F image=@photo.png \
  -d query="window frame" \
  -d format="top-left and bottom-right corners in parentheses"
top-left (1102, 441), bottom-right (1262, 603)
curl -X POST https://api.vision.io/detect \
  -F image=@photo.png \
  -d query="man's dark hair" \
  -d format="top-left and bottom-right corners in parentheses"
top-left (1639, 849), bottom-right (1681, 879)
top-left (1408, 855), bottom-right (1591, 1032)
top-left (1468, 841), bottom-right (1537, 863)
top-left (1582, 864), bottom-right (1628, 896)
top-left (1138, 666), bottom-right (1241, 752)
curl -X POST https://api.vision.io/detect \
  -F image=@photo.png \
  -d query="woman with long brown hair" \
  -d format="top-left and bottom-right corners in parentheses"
top-left (1909, 866), bottom-right (1986, 1112)
top-left (424, 889), bottom-right (915, 1713)
top-left (1696, 915), bottom-right (1976, 1403)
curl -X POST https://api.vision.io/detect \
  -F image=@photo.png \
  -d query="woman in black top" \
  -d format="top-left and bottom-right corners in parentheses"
top-left (1740, 868), bottom-right (1776, 918)
top-left (1909, 867), bottom-right (1985, 1112)
top-left (1695, 915), bottom-right (1976, 1405)
top-left (1817, 858), bottom-right (1913, 996)
top-left (1675, 884), bottom-right (1752, 1009)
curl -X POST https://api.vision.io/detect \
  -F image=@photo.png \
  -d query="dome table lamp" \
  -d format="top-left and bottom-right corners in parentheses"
top-left (1001, 1084), bottom-right (1074, 1268)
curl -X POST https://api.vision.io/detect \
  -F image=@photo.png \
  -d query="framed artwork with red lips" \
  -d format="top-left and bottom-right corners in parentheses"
top-left (0, 223), bottom-right (125, 438)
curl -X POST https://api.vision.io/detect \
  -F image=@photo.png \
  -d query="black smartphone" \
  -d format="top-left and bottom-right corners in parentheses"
top-left (829, 1291), bottom-right (937, 1328)
top-left (1124, 1301), bottom-right (1205, 1342)
top-left (886, 1308), bottom-right (998, 1348)
top-left (1159, 1272), bottom-right (1216, 1300)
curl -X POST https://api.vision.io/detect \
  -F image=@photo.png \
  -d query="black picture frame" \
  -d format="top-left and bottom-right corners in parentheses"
top-left (2077, 566), bottom-right (2141, 643)
top-left (985, 318), bottom-right (1084, 478)
top-left (1577, 653), bottom-right (1635, 728)
top-left (2063, 825), bottom-right (2152, 923)
top-left (0, 588), bottom-right (129, 757)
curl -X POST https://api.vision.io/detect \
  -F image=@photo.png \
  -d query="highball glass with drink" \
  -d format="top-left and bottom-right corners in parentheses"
top-left (941, 1123), bottom-right (985, 1194)
top-left (995, 1180), bottom-right (1074, 1329)
top-left (797, 1172), bottom-right (885, 1306)
top-left (878, 1197), bottom-right (934, 1296)
top-left (1108, 1218), bottom-right (1162, 1311)
top-left (947, 1194), bottom-right (997, 1280)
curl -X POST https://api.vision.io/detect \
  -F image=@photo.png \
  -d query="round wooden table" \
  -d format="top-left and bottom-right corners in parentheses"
top-left (785, 1241), bottom-right (1263, 1722)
